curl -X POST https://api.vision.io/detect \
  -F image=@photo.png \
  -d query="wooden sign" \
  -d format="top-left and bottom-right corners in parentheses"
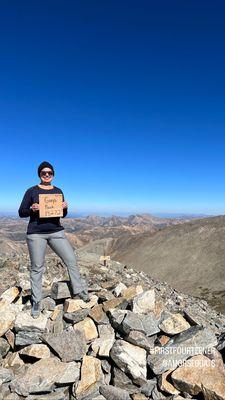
top-left (99, 256), bottom-right (111, 261)
top-left (39, 194), bottom-right (63, 218)
top-left (100, 255), bottom-right (110, 266)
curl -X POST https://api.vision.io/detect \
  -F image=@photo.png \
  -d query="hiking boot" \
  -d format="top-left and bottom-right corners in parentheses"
top-left (31, 301), bottom-right (41, 319)
top-left (72, 289), bottom-right (90, 303)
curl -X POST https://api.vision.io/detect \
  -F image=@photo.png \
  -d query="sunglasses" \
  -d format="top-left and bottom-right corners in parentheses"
top-left (40, 171), bottom-right (53, 176)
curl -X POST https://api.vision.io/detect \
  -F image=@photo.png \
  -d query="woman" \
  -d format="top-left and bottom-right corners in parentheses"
top-left (18, 161), bottom-right (90, 319)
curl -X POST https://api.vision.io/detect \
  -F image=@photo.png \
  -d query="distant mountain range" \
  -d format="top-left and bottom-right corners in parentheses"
top-left (0, 211), bottom-right (212, 218)
top-left (0, 213), bottom-right (189, 256)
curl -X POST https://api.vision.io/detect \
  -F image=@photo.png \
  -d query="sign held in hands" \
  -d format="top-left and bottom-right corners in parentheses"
top-left (39, 194), bottom-right (63, 218)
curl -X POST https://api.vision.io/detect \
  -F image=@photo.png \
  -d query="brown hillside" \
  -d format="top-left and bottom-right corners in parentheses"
top-left (102, 216), bottom-right (225, 312)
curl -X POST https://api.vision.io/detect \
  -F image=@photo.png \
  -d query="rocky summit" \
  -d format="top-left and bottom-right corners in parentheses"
top-left (0, 251), bottom-right (225, 399)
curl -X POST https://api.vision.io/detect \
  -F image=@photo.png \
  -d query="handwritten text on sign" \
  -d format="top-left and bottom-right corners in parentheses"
top-left (39, 194), bottom-right (63, 218)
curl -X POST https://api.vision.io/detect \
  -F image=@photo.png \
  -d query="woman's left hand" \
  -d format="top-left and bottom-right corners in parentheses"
top-left (62, 201), bottom-right (68, 209)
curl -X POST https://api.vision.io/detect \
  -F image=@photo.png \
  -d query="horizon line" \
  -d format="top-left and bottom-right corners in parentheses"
top-left (0, 210), bottom-right (219, 219)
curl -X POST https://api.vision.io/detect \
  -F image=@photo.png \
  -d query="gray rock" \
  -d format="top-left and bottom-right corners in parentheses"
top-left (147, 325), bottom-right (218, 374)
top-left (183, 305), bottom-right (214, 328)
top-left (97, 291), bottom-right (115, 302)
top-left (15, 330), bottom-right (43, 346)
top-left (0, 383), bottom-right (10, 400)
top-left (99, 384), bottom-right (131, 400)
top-left (140, 378), bottom-right (157, 396)
top-left (0, 388), bottom-right (20, 400)
top-left (101, 359), bottom-right (111, 374)
top-left (41, 328), bottom-right (87, 362)
top-left (41, 296), bottom-right (56, 311)
top-left (10, 358), bottom-right (80, 397)
top-left (112, 366), bottom-right (139, 394)
top-left (26, 390), bottom-right (69, 400)
top-left (216, 332), bottom-right (225, 351)
top-left (51, 281), bottom-right (71, 300)
top-left (125, 331), bottom-right (156, 352)
top-left (151, 384), bottom-right (168, 400)
top-left (0, 366), bottom-right (14, 383)
top-left (56, 361), bottom-right (80, 385)
top-left (0, 338), bottom-right (10, 359)
top-left (122, 311), bottom-right (160, 336)
top-left (107, 309), bottom-right (128, 333)
top-left (52, 317), bottom-right (64, 334)
top-left (88, 284), bottom-right (102, 292)
top-left (63, 308), bottom-right (90, 324)
top-left (101, 359), bottom-right (111, 384)
top-left (53, 385), bottom-right (71, 398)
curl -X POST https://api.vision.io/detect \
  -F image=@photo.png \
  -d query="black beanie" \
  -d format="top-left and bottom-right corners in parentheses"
top-left (38, 161), bottom-right (55, 177)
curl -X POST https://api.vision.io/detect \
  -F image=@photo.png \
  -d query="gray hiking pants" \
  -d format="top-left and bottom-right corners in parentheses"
top-left (26, 229), bottom-right (85, 303)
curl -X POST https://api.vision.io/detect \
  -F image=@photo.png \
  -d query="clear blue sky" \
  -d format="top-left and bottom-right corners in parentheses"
top-left (0, 1), bottom-right (225, 216)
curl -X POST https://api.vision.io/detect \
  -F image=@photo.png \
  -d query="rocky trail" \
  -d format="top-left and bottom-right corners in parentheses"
top-left (0, 250), bottom-right (225, 399)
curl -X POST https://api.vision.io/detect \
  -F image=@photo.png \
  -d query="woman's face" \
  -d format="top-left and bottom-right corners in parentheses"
top-left (40, 168), bottom-right (54, 184)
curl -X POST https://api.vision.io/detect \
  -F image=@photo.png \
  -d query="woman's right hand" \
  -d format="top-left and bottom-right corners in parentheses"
top-left (31, 203), bottom-right (39, 212)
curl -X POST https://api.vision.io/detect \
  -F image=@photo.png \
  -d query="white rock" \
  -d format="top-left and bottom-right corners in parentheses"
top-left (0, 287), bottom-right (20, 303)
top-left (132, 289), bottom-right (155, 314)
top-left (0, 301), bottom-right (16, 337)
top-left (110, 339), bottom-right (147, 385)
top-left (92, 325), bottom-right (115, 356)
top-left (14, 310), bottom-right (50, 332)
top-left (113, 282), bottom-right (127, 297)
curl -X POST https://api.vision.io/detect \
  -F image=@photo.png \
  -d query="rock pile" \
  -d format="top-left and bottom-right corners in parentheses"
top-left (0, 256), bottom-right (225, 399)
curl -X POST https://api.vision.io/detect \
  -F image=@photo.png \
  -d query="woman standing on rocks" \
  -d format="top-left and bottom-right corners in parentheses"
top-left (18, 161), bottom-right (89, 319)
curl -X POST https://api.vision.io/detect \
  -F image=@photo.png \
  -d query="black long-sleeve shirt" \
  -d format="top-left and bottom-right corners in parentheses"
top-left (18, 185), bottom-right (68, 234)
